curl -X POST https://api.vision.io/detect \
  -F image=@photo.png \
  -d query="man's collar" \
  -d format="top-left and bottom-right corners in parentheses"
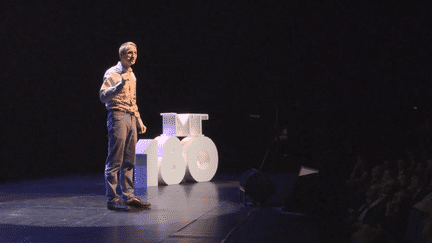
top-left (117, 61), bottom-right (133, 73)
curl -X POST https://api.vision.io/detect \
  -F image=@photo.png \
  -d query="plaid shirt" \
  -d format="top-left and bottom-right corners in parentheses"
top-left (100, 61), bottom-right (144, 124)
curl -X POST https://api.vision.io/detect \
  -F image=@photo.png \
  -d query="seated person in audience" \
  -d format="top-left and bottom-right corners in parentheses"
top-left (409, 173), bottom-right (430, 206)
top-left (381, 169), bottom-right (396, 185)
top-left (414, 162), bottom-right (427, 179)
top-left (382, 160), bottom-right (390, 172)
top-left (423, 213), bottom-right (432, 243)
top-left (348, 165), bottom-right (385, 208)
top-left (397, 173), bottom-right (409, 190)
top-left (397, 158), bottom-right (408, 177)
top-left (350, 224), bottom-right (389, 243)
top-left (394, 173), bottom-right (411, 200)
top-left (346, 157), bottom-right (373, 208)
top-left (410, 192), bottom-right (432, 243)
top-left (370, 165), bottom-right (384, 187)
top-left (408, 159), bottom-right (418, 176)
top-left (348, 171), bottom-right (370, 191)
top-left (357, 179), bottom-right (398, 228)
top-left (348, 170), bottom-right (371, 207)
top-left (381, 191), bottom-right (412, 241)
top-left (426, 176), bottom-right (432, 193)
top-left (427, 159), bottom-right (432, 178)
top-left (349, 179), bottom-right (398, 243)
top-left (348, 184), bottom-right (381, 225)
top-left (347, 156), bottom-right (368, 190)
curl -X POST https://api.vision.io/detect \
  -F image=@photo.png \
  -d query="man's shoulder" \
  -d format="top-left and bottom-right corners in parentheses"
top-left (105, 63), bottom-right (121, 73)
top-left (104, 63), bottom-right (122, 79)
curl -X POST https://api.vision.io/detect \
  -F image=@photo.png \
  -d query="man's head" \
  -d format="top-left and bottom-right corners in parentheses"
top-left (119, 42), bottom-right (137, 68)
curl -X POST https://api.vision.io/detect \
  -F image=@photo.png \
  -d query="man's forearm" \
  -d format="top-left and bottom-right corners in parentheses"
top-left (137, 117), bottom-right (144, 127)
top-left (136, 114), bottom-right (146, 134)
top-left (100, 82), bottom-right (124, 103)
top-left (134, 109), bottom-right (142, 122)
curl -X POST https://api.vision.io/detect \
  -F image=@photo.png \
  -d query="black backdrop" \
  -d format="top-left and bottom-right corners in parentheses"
top-left (1, 2), bottom-right (431, 181)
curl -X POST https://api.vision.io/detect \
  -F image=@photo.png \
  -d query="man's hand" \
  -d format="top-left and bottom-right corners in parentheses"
top-left (121, 72), bottom-right (132, 85)
top-left (137, 118), bottom-right (147, 134)
top-left (139, 124), bottom-right (147, 134)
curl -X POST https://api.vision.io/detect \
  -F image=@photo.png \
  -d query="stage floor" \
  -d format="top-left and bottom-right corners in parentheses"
top-left (0, 173), bottom-right (319, 243)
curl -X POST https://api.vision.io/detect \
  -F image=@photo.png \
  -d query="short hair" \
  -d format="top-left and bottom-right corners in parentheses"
top-left (119, 42), bottom-right (137, 56)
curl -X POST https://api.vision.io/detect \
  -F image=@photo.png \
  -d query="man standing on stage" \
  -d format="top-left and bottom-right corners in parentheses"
top-left (99, 42), bottom-right (151, 211)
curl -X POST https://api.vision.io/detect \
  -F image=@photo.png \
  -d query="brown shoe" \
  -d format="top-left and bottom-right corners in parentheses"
top-left (124, 197), bottom-right (151, 209)
top-left (107, 198), bottom-right (131, 211)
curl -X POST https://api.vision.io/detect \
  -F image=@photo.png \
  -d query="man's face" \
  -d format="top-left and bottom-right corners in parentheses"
top-left (120, 45), bottom-right (137, 68)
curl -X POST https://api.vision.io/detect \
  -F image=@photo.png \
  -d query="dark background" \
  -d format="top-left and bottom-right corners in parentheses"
top-left (1, 1), bottom-right (431, 182)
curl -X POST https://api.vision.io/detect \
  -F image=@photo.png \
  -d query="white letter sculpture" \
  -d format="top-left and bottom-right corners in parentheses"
top-left (135, 113), bottom-right (218, 193)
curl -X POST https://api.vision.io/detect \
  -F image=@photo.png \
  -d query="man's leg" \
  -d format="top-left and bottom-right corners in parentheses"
top-left (120, 114), bottom-right (137, 201)
top-left (120, 115), bottom-right (151, 209)
top-left (105, 111), bottom-right (127, 202)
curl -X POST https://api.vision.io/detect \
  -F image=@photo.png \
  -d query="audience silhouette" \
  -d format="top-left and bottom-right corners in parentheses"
top-left (340, 116), bottom-right (432, 242)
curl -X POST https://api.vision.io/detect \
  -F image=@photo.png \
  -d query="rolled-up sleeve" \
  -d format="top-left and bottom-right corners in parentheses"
top-left (99, 72), bottom-right (124, 103)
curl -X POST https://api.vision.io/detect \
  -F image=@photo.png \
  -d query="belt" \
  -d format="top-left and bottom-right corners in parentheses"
top-left (111, 109), bottom-right (134, 116)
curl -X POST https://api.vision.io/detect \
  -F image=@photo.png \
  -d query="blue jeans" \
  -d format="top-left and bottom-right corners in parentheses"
top-left (105, 110), bottom-right (137, 202)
